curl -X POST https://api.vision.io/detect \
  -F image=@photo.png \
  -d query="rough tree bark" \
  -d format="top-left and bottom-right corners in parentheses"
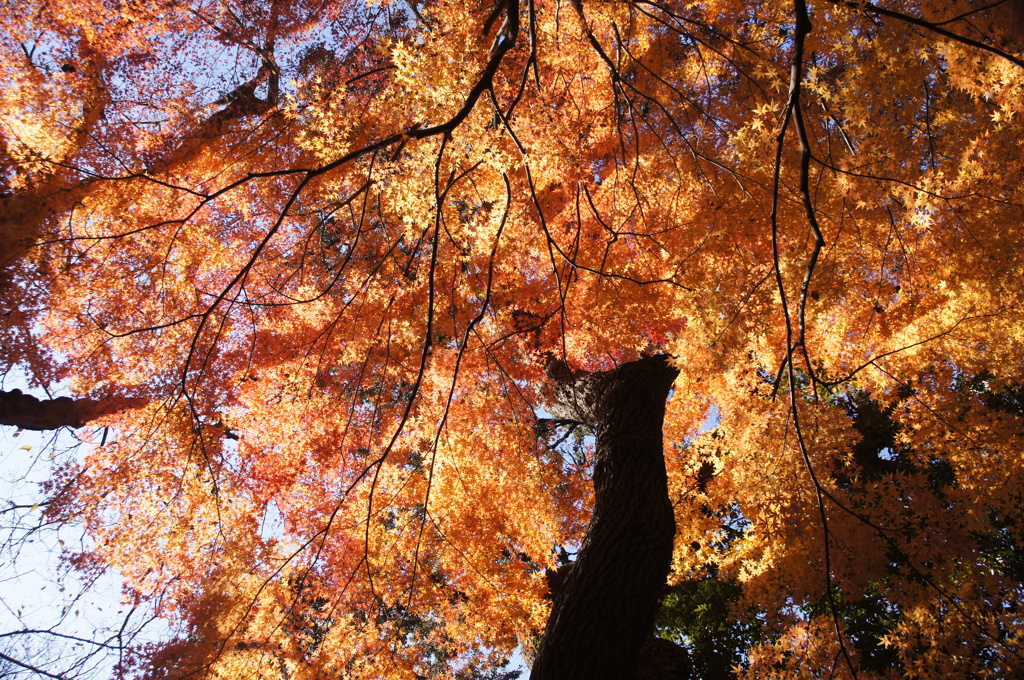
top-left (530, 354), bottom-right (686, 680)
top-left (0, 389), bottom-right (146, 431)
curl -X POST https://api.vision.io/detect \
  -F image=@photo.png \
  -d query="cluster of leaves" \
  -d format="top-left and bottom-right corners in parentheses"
top-left (655, 575), bottom-right (766, 680)
top-left (667, 375), bottom-right (1024, 677)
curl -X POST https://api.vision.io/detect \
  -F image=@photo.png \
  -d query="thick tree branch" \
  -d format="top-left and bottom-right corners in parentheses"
top-left (0, 389), bottom-right (145, 431)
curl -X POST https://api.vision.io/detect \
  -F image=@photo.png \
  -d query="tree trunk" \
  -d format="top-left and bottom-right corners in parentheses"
top-left (530, 355), bottom-right (680, 680)
top-left (0, 389), bottom-right (145, 431)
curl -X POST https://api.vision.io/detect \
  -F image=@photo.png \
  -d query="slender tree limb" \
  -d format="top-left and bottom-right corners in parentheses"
top-left (828, 0), bottom-right (1024, 69)
top-left (776, 0), bottom-right (857, 675)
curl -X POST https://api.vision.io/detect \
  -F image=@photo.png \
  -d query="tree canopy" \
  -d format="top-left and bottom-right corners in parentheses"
top-left (2, 0), bottom-right (1024, 677)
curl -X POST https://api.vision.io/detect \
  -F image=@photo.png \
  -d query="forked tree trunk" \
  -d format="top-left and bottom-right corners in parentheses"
top-left (530, 355), bottom-right (681, 680)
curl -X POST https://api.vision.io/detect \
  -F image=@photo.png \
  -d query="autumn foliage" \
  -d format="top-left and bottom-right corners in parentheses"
top-left (2, 0), bottom-right (1024, 677)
